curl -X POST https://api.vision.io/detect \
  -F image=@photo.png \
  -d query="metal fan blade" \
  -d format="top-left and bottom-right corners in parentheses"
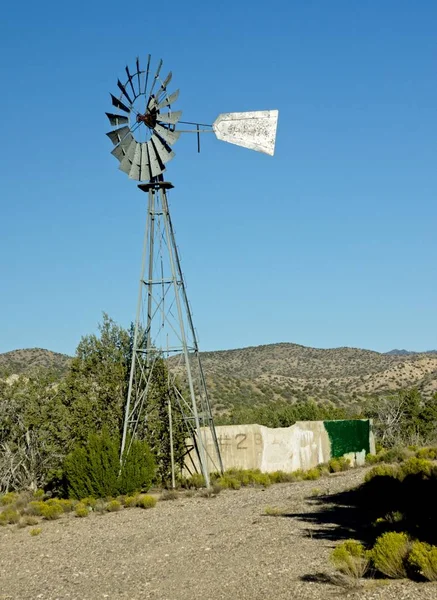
top-left (106, 113), bottom-right (129, 126)
top-left (111, 94), bottom-right (130, 113)
top-left (157, 90), bottom-right (179, 109)
top-left (119, 140), bottom-right (137, 174)
top-left (154, 123), bottom-right (181, 146)
top-left (147, 95), bottom-right (158, 111)
top-left (125, 65), bottom-right (136, 98)
top-left (129, 144), bottom-right (142, 180)
top-left (106, 125), bottom-right (130, 145)
top-left (140, 142), bottom-right (151, 181)
top-left (143, 54), bottom-right (151, 96)
top-left (157, 110), bottom-right (182, 125)
top-left (111, 133), bottom-right (134, 161)
top-left (151, 134), bottom-right (175, 165)
top-left (149, 59), bottom-right (163, 98)
top-left (136, 57), bottom-right (141, 96)
top-left (158, 72), bottom-right (172, 96)
top-left (117, 79), bottom-right (134, 105)
top-left (212, 110), bottom-right (279, 156)
top-left (147, 140), bottom-right (164, 178)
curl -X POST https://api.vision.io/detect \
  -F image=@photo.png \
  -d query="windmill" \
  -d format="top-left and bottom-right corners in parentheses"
top-left (106, 55), bottom-right (278, 487)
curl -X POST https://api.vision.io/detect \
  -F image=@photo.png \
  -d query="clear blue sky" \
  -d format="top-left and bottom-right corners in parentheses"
top-left (0, 1), bottom-right (436, 355)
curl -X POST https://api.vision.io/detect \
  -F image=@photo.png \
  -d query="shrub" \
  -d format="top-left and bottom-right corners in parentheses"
top-left (371, 532), bottom-right (410, 578)
top-left (32, 489), bottom-right (45, 500)
top-left (311, 488), bottom-right (322, 497)
top-left (186, 473), bottom-right (205, 489)
top-left (0, 492), bottom-right (18, 506)
top-left (199, 487), bottom-right (214, 498)
top-left (94, 499), bottom-right (107, 514)
top-left (30, 527), bottom-right (42, 536)
top-left (40, 503), bottom-right (63, 520)
top-left (264, 506), bottom-right (283, 517)
top-left (251, 472), bottom-right (271, 487)
top-left (364, 464), bottom-right (399, 483)
top-left (289, 469), bottom-right (304, 481)
top-left (303, 468), bottom-right (320, 481)
top-left (269, 470), bottom-right (289, 484)
top-left (383, 447), bottom-right (413, 464)
top-left (160, 490), bottom-right (178, 501)
top-left (399, 458), bottom-right (432, 479)
top-left (64, 429), bottom-right (155, 499)
top-left (0, 509), bottom-right (20, 525)
top-left (409, 542), bottom-right (437, 582)
top-left (17, 516), bottom-right (39, 528)
top-left (58, 499), bottom-right (74, 513)
top-left (26, 501), bottom-right (46, 516)
top-left (212, 482), bottom-right (223, 495)
top-left (416, 447), bottom-right (437, 461)
top-left (106, 499), bottom-right (122, 512)
top-left (328, 459), bottom-right (341, 473)
top-left (338, 457), bottom-right (352, 471)
top-left (136, 495), bottom-right (157, 509)
top-left (75, 503), bottom-right (89, 518)
top-left (217, 475), bottom-right (241, 490)
top-left (366, 453), bottom-right (379, 465)
top-left (123, 495), bottom-right (139, 508)
top-left (331, 540), bottom-right (370, 579)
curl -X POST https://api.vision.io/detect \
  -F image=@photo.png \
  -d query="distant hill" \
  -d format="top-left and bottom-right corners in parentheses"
top-left (2, 343), bottom-right (436, 414)
top-left (386, 349), bottom-right (437, 356)
top-left (0, 348), bottom-right (71, 377)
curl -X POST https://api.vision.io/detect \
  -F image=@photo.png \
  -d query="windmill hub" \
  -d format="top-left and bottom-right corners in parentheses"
top-left (136, 110), bottom-right (157, 129)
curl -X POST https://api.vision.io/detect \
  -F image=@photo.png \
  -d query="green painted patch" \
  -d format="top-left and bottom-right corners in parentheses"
top-left (323, 419), bottom-right (370, 457)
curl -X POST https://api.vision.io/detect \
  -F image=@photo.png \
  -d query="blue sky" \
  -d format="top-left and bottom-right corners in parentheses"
top-left (0, 1), bottom-right (436, 355)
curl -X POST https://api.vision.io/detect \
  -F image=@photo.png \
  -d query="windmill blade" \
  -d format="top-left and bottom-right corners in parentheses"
top-left (157, 90), bottom-right (179, 110)
top-left (212, 110), bottom-right (278, 156)
top-left (151, 134), bottom-right (175, 165)
top-left (157, 72), bottom-right (172, 99)
top-left (136, 57), bottom-right (141, 96)
top-left (125, 65), bottom-right (136, 98)
top-left (157, 110), bottom-right (182, 125)
top-left (117, 79), bottom-right (134, 105)
top-left (147, 139), bottom-right (164, 178)
top-left (106, 125), bottom-right (130, 145)
top-left (129, 143), bottom-right (142, 180)
top-left (148, 58), bottom-right (163, 98)
top-left (111, 133), bottom-right (134, 161)
top-left (110, 94), bottom-right (130, 114)
top-left (140, 142), bottom-right (151, 181)
top-left (143, 54), bottom-right (151, 96)
top-left (106, 113), bottom-right (129, 126)
top-left (155, 123), bottom-right (181, 146)
top-left (119, 139), bottom-right (137, 174)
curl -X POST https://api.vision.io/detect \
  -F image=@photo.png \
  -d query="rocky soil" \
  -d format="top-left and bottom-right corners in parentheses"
top-left (1, 469), bottom-right (436, 600)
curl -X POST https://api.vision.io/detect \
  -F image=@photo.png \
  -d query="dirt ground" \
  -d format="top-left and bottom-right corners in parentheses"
top-left (1, 469), bottom-right (436, 600)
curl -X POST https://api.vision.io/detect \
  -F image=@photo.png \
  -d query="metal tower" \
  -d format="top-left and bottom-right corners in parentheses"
top-left (105, 54), bottom-right (278, 486)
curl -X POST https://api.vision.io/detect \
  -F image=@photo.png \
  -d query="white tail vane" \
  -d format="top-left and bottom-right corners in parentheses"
top-left (213, 110), bottom-right (279, 156)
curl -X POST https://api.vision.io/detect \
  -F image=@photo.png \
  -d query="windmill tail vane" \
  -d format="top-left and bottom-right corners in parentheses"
top-left (105, 54), bottom-right (278, 487)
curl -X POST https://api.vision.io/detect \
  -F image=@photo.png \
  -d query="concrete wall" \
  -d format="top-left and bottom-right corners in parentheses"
top-left (188, 419), bottom-right (374, 474)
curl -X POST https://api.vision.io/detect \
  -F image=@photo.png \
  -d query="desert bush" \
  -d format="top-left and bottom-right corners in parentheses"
top-left (185, 473), bottom-right (205, 489)
top-left (40, 502), bottom-right (63, 520)
top-left (75, 503), bottom-right (89, 518)
top-left (29, 527), bottom-right (42, 536)
top-left (371, 532), bottom-right (410, 578)
top-left (64, 429), bottom-right (155, 499)
top-left (264, 506), bottom-right (283, 517)
top-left (415, 447), bottom-right (437, 460)
top-left (32, 489), bottom-right (45, 499)
top-left (58, 499), bottom-right (74, 513)
top-left (217, 475), bottom-right (241, 490)
top-left (365, 453), bottom-right (379, 465)
top-left (199, 487), bottom-right (214, 498)
top-left (106, 499), bottom-right (122, 512)
top-left (94, 499), bottom-right (107, 514)
top-left (408, 541), bottom-right (437, 582)
top-left (0, 492), bottom-right (18, 506)
top-left (136, 495), bottom-right (157, 509)
top-left (80, 497), bottom-right (97, 508)
top-left (160, 490), bottom-right (178, 501)
top-left (251, 472), bottom-right (271, 487)
top-left (311, 488), bottom-right (322, 497)
top-left (212, 482), bottom-right (222, 495)
top-left (328, 458), bottom-right (342, 473)
top-left (364, 464), bottom-right (399, 483)
top-left (289, 469), bottom-right (304, 481)
top-left (331, 540), bottom-right (370, 579)
top-left (303, 468), bottom-right (320, 481)
top-left (123, 495), bottom-right (139, 508)
top-left (0, 509), bottom-right (20, 525)
top-left (399, 458), bottom-right (432, 479)
top-left (26, 501), bottom-right (46, 516)
top-left (17, 515), bottom-right (39, 528)
top-left (269, 470), bottom-right (289, 484)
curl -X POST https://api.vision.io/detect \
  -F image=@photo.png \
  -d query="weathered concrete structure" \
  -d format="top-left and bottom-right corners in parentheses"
top-left (188, 419), bottom-right (374, 474)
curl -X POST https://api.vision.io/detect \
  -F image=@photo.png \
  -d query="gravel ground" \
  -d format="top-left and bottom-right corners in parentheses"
top-left (1, 469), bottom-right (436, 600)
